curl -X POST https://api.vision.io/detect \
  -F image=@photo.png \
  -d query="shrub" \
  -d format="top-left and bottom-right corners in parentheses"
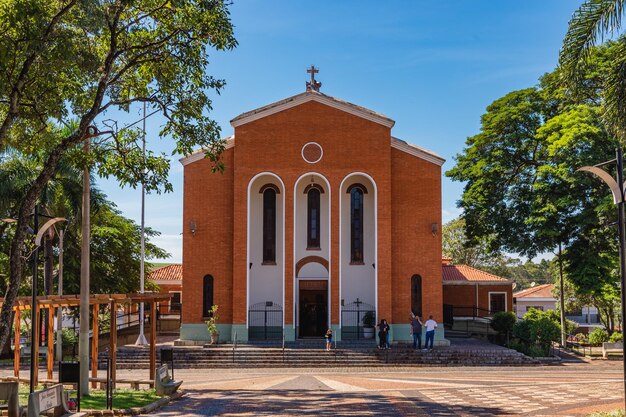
top-left (512, 320), bottom-right (531, 342)
top-left (574, 333), bottom-right (588, 343)
top-left (529, 317), bottom-right (560, 351)
top-left (362, 311), bottom-right (376, 328)
top-left (588, 328), bottom-right (609, 346)
top-left (491, 311), bottom-right (517, 335)
top-left (609, 332), bottom-right (623, 343)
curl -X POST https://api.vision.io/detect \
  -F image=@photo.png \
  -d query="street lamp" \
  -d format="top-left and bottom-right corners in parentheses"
top-left (578, 147), bottom-right (626, 412)
top-left (4, 210), bottom-right (67, 392)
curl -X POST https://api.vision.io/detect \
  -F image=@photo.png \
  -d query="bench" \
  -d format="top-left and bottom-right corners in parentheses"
top-left (27, 384), bottom-right (86, 417)
top-left (602, 342), bottom-right (623, 358)
top-left (0, 381), bottom-right (25, 417)
top-left (154, 365), bottom-right (182, 396)
top-left (89, 377), bottom-right (153, 390)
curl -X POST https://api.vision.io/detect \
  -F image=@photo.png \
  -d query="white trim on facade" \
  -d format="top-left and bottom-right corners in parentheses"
top-left (293, 172), bottom-right (332, 333)
top-left (151, 280), bottom-right (182, 286)
top-left (443, 281), bottom-right (513, 286)
top-left (488, 291), bottom-right (508, 313)
top-left (338, 172), bottom-right (378, 327)
top-left (301, 142), bottom-right (324, 164)
top-left (246, 172), bottom-right (286, 330)
top-left (231, 92), bottom-right (395, 128)
top-left (179, 136), bottom-right (235, 166)
top-left (390, 137), bottom-right (445, 166)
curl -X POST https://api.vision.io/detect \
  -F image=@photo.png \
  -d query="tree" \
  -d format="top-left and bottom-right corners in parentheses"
top-left (441, 217), bottom-right (507, 267)
top-left (560, 0), bottom-right (626, 142)
top-left (0, 0), bottom-right (236, 351)
top-left (448, 43), bottom-right (622, 343)
top-left (0, 154), bottom-right (166, 295)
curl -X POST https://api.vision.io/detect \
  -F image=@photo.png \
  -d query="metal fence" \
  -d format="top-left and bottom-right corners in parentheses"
top-left (341, 300), bottom-right (375, 340)
top-left (248, 302), bottom-right (283, 340)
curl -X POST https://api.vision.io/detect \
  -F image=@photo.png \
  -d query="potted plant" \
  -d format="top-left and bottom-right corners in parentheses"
top-left (362, 311), bottom-right (375, 339)
top-left (206, 305), bottom-right (220, 344)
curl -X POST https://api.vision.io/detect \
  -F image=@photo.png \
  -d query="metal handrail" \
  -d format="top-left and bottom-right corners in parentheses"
top-left (232, 331), bottom-right (237, 363)
top-left (282, 331), bottom-right (285, 363)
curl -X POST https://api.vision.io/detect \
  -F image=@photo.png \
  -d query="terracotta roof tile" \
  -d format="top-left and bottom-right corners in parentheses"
top-left (442, 264), bottom-right (510, 283)
top-left (513, 283), bottom-right (554, 299)
top-left (148, 264), bottom-right (182, 282)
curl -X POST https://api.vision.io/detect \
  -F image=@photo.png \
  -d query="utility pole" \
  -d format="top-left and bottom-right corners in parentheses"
top-left (79, 137), bottom-right (91, 395)
top-left (136, 102), bottom-right (148, 346)
top-left (56, 228), bottom-right (64, 362)
top-left (29, 205), bottom-right (38, 394)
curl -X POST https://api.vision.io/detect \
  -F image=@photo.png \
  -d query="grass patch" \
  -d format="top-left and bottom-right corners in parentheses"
top-left (587, 410), bottom-right (625, 417)
top-left (81, 389), bottom-right (159, 410)
top-left (16, 385), bottom-right (159, 410)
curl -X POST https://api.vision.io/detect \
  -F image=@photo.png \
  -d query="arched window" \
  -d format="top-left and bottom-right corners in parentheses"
top-left (307, 188), bottom-right (321, 249)
top-left (203, 275), bottom-right (214, 318)
top-left (411, 275), bottom-right (422, 317)
top-left (262, 187), bottom-right (276, 264)
top-left (350, 186), bottom-right (365, 263)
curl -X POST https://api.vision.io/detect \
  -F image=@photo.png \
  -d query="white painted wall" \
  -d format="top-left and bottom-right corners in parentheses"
top-left (294, 175), bottom-right (330, 264)
top-left (340, 174), bottom-right (376, 309)
top-left (249, 175), bottom-right (284, 308)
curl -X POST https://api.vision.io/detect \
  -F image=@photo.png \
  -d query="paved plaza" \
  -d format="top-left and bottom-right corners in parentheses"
top-left (125, 361), bottom-right (625, 416)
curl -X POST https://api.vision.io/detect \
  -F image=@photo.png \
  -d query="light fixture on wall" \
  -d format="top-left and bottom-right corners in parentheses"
top-left (431, 222), bottom-right (438, 236)
top-left (189, 220), bottom-right (197, 236)
top-left (310, 175), bottom-right (315, 183)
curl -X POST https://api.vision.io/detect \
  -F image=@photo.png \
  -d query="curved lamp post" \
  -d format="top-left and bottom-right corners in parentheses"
top-left (2, 212), bottom-right (67, 393)
top-left (578, 147), bottom-right (626, 411)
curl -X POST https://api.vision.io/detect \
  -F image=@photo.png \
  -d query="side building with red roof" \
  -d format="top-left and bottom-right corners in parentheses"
top-left (442, 258), bottom-right (513, 321)
top-left (148, 264), bottom-right (182, 315)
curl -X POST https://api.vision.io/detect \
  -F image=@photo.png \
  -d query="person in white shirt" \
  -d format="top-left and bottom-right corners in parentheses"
top-left (424, 315), bottom-right (437, 351)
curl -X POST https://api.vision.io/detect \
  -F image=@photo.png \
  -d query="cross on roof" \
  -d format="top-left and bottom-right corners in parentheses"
top-left (306, 65), bottom-right (322, 92)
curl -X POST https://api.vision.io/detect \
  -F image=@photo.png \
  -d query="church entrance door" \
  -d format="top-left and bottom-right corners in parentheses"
top-left (298, 280), bottom-right (328, 338)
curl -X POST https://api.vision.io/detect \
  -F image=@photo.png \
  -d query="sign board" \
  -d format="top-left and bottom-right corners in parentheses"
top-left (38, 388), bottom-right (58, 411)
top-left (59, 361), bottom-right (80, 383)
top-left (160, 348), bottom-right (173, 362)
top-left (158, 366), bottom-right (167, 381)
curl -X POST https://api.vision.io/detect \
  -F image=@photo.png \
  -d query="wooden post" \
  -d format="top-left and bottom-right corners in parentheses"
top-left (91, 304), bottom-right (99, 389)
top-left (33, 304), bottom-right (40, 387)
top-left (14, 309), bottom-right (20, 378)
top-left (149, 300), bottom-right (156, 382)
top-left (47, 307), bottom-right (54, 380)
top-left (110, 301), bottom-right (117, 389)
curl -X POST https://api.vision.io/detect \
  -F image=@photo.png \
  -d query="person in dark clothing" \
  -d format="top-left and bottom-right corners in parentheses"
top-left (377, 319), bottom-right (390, 349)
top-left (410, 314), bottom-right (423, 350)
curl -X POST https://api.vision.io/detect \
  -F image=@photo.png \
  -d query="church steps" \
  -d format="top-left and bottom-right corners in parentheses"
top-left (97, 344), bottom-right (537, 368)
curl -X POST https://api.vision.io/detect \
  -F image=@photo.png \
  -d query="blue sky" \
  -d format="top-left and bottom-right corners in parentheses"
top-left (97, 1), bottom-right (584, 263)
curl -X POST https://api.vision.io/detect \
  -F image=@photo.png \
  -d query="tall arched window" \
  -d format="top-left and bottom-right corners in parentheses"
top-left (307, 188), bottom-right (321, 249)
top-left (262, 187), bottom-right (277, 264)
top-left (203, 275), bottom-right (214, 318)
top-left (349, 185), bottom-right (366, 263)
top-left (411, 275), bottom-right (422, 317)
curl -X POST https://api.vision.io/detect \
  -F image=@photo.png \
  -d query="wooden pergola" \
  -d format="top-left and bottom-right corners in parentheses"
top-left (1, 292), bottom-right (171, 388)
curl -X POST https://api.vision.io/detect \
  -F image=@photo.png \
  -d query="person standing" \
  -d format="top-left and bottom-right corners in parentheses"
top-left (325, 329), bottom-right (333, 351)
top-left (377, 319), bottom-right (390, 349)
top-left (424, 315), bottom-right (437, 351)
top-left (410, 315), bottom-right (423, 351)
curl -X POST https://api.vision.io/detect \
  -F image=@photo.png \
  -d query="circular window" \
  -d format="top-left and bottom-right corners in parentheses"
top-left (302, 142), bottom-right (323, 164)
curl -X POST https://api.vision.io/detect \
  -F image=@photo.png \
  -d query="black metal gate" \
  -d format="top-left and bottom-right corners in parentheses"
top-left (341, 299), bottom-right (375, 340)
top-left (248, 301), bottom-right (283, 340)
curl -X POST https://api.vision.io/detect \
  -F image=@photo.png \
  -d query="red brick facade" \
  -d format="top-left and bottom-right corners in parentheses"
top-left (181, 91), bottom-right (445, 340)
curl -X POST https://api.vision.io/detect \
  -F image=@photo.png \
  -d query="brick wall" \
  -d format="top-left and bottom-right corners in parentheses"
top-left (443, 284), bottom-right (513, 313)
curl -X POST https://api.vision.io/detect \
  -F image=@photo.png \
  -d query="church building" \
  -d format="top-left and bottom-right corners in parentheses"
top-left (179, 68), bottom-right (446, 344)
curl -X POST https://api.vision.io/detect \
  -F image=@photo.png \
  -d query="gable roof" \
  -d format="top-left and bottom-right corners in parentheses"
top-left (148, 264), bottom-right (182, 283)
top-left (442, 264), bottom-right (512, 284)
top-left (513, 283), bottom-right (555, 299)
top-left (230, 90), bottom-right (395, 128)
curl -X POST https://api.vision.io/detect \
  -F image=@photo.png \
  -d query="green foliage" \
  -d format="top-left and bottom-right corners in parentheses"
top-left (205, 305), bottom-right (219, 335)
top-left (61, 328), bottom-right (77, 346)
top-left (609, 331), bottom-right (623, 343)
top-left (529, 317), bottom-right (560, 353)
top-left (512, 320), bottom-right (531, 342)
top-left (362, 311), bottom-right (376, 328)
top-left (490, 311), bottom-right (517, 335)
top-left (448, 41), bottom-right (625, 335)
top-left (588, 328), bottom-right (610, 346)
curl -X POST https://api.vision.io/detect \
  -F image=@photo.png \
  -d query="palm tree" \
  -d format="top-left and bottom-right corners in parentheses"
top-left (560, 0), bottom-right (626, 141)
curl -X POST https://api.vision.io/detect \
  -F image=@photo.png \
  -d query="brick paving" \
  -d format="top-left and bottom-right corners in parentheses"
top-left (128, 361), bottom-right (625, 416)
